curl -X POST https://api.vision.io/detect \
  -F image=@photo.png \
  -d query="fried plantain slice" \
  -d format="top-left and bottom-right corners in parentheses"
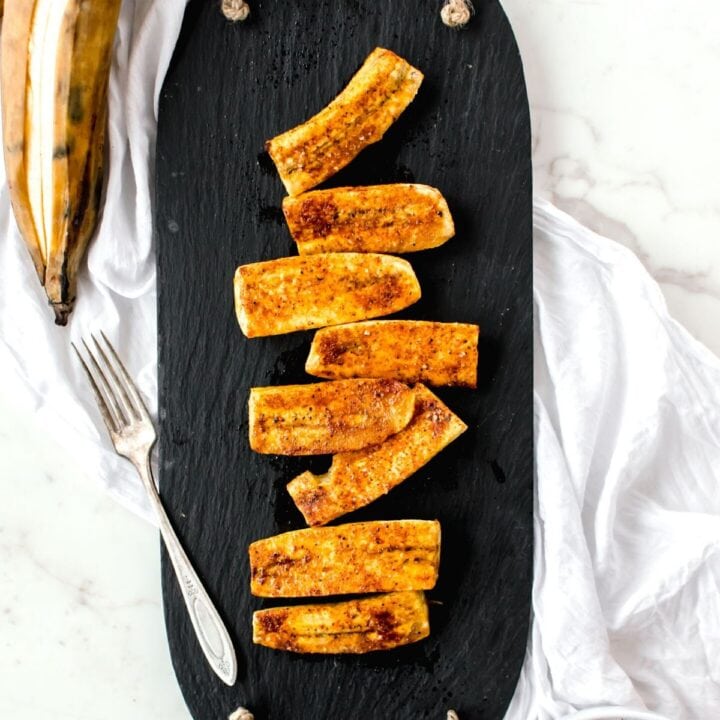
top-left (283, 184), bottom-right (454, 255)
top-left (253, 591), bottom-right (430, 653)
top-left (234, 253), bottom-right (421, 338)
top-left (248, 379), bottom-right (415, 455)
top-left (266, 48), bottom-right (423, 196)
top-left (306, 320), bottom-right (479, 388)
top-left (249, 520), bottom-right (440, 597)
top-left (288, 385), bottom-right (467, 525)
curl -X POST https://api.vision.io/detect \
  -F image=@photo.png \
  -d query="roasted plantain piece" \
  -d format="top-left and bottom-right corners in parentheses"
top-left (249, 520), bottom-right (440, 597)
top-left (2, 0), bottom-right (121, 324)
top-left (253, 591), bottom-right (430, 654)
top-left (249, 379), bottom-right (415, 455)
top-left (306, 320), bottom-right (480, 388)
top-left (283, 184), bottom-right (455, 255)
top-left (234, 253), bottom-right (421, 338)
top-left (266, 48), bottom-right (423, 196)
top-left (288, 385), bottom-right (467, 526)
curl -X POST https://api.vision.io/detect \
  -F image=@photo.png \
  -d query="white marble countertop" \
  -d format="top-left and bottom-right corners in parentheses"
top-left (2, 2), bottom-right (719, 718)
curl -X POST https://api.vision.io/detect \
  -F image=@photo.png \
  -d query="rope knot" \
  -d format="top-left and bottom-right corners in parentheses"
top-left (222, 0), bottom-right (250, 22)
top-left (228, 708), bottom-right (254, 720)
top-left (441, 0), bottom-right (474, 28)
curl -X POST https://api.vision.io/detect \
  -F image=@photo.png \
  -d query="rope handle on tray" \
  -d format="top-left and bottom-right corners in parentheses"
top-left (220, 0), bottom-right (474, 28)
top-left (229, 709), bottom-right (461, 719)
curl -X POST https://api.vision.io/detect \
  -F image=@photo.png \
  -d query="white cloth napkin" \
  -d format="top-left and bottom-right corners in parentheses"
top-left (1, 3), bottom-right (718, 718)
top-left (505, 202), bottom-right (720, 720)
top-left (0, 0), bottom-right (186, 524)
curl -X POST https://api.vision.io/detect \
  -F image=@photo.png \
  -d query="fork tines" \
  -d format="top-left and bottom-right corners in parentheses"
top-left (72, 332), bottom-right (148, 434)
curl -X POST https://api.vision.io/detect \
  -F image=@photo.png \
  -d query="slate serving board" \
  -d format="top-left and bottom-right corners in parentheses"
top-left (155, 1), bottom-right (532, 718)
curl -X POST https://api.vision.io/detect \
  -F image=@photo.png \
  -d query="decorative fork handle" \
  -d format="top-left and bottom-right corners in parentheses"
top-left (135, 454), bottom-right (237, 686)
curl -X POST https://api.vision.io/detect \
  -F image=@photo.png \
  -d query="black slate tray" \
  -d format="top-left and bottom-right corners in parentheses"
top-left (155, 1), bottom-right (532, 718)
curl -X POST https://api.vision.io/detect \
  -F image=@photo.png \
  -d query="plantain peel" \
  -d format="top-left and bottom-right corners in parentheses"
top-left (283, 184), bottom-right (455, 255)
top-left (266, 48), bottom-right (423, 196)
top-left (1, 0), bottom-right (120, 325)
top-left (249, 519), bottom-right (441, 597)
top-left (288, 385), bottom-right (467, 526)
top-left (253, 591), bottom-right (430, 654)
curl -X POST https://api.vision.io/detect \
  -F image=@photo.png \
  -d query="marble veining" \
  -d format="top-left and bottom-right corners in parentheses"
top-left (509, 0), bottom-right (720, 356)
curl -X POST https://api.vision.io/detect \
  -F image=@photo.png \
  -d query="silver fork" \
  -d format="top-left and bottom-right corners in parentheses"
top-left (73, 332), bottom-right (237, 686)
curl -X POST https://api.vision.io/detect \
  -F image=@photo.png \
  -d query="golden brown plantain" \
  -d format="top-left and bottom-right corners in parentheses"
top-left (1, 0), bottom-right (121, 325)
top-left (248, 379), bottom-right (415, 455)
top-left (234, 253), bottom-right (421, 338)
top-left (249, 520), bottom-right (440, 597)
top-left (266, 47), bottom-right (423, 196)
top-left (253, 591), bottom-right (430, 654)
top-left (288, 385), bottom-right (467, 526)
top-left (283, 184), bottom-right (455, 255)
top-left (306, 320), bottom-right (480, 388)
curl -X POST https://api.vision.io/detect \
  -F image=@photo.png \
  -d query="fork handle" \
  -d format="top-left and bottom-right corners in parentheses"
top-left (135, 456), bottom-right (238, 686)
